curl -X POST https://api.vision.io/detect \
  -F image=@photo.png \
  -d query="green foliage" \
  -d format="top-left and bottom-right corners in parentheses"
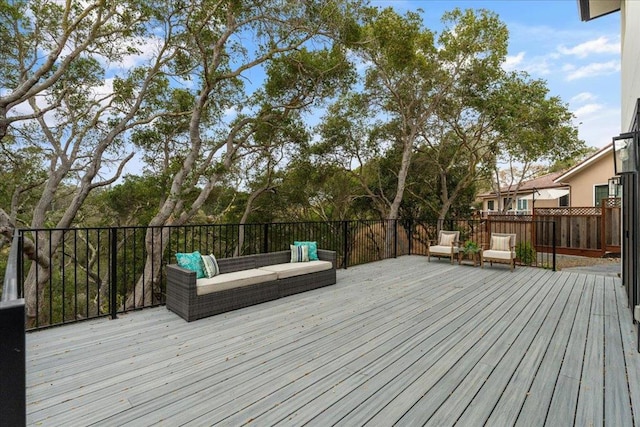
top-left (516, 240), bottom-right (537, 265)
top-left (100, 175), bottom-right (167, 226)
top-left (461, 240), bottom-right (480, 255)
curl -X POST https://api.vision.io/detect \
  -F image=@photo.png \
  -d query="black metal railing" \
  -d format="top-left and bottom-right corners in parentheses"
top-left (11, 217), bottom-right (556, 330)
top-left (1, 234), bottom-right (26, 426)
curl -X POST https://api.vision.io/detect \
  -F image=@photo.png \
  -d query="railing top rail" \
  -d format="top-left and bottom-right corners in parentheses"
top-left (18, 220), bottom-right (385, 233)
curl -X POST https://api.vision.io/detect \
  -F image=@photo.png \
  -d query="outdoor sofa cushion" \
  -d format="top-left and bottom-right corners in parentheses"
top-left (196, 268), bottom-right (278, 295)
top-left (259, 260), bottom-right (333, 279)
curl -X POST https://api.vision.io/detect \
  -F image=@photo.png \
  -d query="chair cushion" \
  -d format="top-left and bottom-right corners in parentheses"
top-left (259, 260), bottom-right (333, 279)
top-left (491, 235), bottom-right (511, 251)
top-left (439, 233), bottom-right (455, 246)
top-left (196, 269), bottom-right (278, 295)
top-left (429, 245), bottom-right (459, 255)
top-left (483, 249), bottom-right (515, 260)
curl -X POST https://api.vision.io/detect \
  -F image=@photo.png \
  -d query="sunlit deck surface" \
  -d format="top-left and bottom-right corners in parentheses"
top-left (26, 256), bottom-right (640, 426)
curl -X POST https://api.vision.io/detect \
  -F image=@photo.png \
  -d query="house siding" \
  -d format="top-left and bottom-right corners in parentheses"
top-left (562, 152), bottom-right (615, 206)
top-left (622, 0), bottom-right (640, 129)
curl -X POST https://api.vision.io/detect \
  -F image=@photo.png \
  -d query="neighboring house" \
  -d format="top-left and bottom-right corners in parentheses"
top-left (477, 172), bottom-right (570, 216)
top-left (554, 144), bottom-right (619, 207)
top-left (478, 145), bottom-right (618, 216)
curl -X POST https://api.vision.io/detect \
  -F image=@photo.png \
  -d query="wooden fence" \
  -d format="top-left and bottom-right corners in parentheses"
top-left (531, 198), bottom-right (620, 257)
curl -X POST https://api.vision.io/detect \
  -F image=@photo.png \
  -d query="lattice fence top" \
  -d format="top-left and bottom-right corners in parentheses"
top-left (602, 197), bottom-right (621, 208)
top-left (535, 207), bottom-right (601, 216)
top-left (488, 215), bottom-right (534, 222)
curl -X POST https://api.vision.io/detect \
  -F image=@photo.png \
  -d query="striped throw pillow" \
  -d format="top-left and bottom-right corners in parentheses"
top-left (290, 244), bottom-right (309, 263)
top-left (294, 241), bottom-right (318, 261)
top-left (201, 254), bottom-right (220, 278)
top-left (439, 233), bottom-right (455, 246)
top-left (491, 235), bottom-right (511, 251)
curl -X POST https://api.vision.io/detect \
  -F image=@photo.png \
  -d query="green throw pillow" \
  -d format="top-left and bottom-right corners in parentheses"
top-left (176, 251), bottom-right (206, 279)
top-left (294, 241), bottom-right (318, 261)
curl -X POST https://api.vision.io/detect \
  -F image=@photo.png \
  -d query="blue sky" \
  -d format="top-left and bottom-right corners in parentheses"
top-left (372, 0), bottom-right (621, 149)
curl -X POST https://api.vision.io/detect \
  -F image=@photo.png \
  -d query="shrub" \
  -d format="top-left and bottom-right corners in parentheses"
top-left (516, 240), bottom-right (536, 265)
top-left (462, 240), bottom-right (480, 255)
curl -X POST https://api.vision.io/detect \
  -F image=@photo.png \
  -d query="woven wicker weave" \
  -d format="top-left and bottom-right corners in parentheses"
top-left (166, 249), bottom-right (337, 322)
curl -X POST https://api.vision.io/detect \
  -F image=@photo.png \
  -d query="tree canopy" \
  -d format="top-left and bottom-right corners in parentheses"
top-left (0, 1), bottom-right (585, 318)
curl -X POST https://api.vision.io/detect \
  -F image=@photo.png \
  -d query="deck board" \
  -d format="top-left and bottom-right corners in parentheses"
top-left (24, 256), bottom-right (640, 426)
top-left (575, 279), bottom-right (605, 426)
top-left (515, 273), bottom-right (588, 426)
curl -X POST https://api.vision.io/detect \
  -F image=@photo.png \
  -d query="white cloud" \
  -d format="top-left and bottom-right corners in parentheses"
top-left (558, 36), bottom-right (620, 58)
top-left (503, 51), bottom-right (525, 71)
top-left (573, 103), bottom-right (603, 118)
top-left (570, 92), bottom-right (597, 104)
top-left (224, 106), bottom-right (238, 117)
top-left (563, 60), bottom-right (620, 81)
top-left (92, 77), bottom-right (115, 98)
top-left (574, 105), bottom-right (620, 148)
top-left (522, 57), bottom-right (552, 76)
top-left (113, 37), bottom-right (162, 69)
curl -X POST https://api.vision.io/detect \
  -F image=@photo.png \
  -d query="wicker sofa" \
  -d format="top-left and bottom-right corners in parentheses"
top-left (166, 249), bottom-right (337, 322)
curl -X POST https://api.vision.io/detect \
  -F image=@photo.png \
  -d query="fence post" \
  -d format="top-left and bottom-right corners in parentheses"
top-left (552, 221), bottom-right (557, 272)
top-left (393, 219), bottom-right (398, 259)
top-left (407, 219), bottom-right (413, 256)
top-left (109, 227), bottom-right (118, 320)
top-left (263, 223), bottom-right (269, 253)
top-left (601, 198), bottom-right (607, 256)
top-left (342, 221), bottom-right (349, 269)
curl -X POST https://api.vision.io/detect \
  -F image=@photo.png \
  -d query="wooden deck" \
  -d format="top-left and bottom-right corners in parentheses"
top-left (26, 256), bottom-right (640, 426)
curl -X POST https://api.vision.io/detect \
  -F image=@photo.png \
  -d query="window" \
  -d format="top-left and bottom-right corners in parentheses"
top-left (559, 194), bottom-right (569, 207)
top-left (594, 184), bottom-right (609, 206)
top-left (517, 198), bottom-right (528, 211)
top-left (487, 200), bottom-right (495, 210)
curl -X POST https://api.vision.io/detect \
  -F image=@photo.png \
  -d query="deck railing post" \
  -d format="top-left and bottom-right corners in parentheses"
top-left (109, 227), bottom-right (118, 319)
top-left (263, 223), bottom-right (269, 254)
top-left (552, 221), bottom-right (557, 271)
top-left (342, 221), bottom-right (349, 269)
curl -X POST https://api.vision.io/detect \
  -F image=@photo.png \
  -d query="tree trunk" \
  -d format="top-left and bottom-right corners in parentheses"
top-left (125, 227), bottom-right (170, 309)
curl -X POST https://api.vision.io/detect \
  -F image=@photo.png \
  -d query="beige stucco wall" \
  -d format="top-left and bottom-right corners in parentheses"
top-left (562, 152), bottom-right (615, 206)
top-left (622, 0), bottom-right (640, 130)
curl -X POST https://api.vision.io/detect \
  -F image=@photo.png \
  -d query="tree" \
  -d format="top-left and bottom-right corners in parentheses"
top-left (0, 0), bottom-right (152, 140)
top-left (125, 1), bottom-right (361, 308)
top-left (487, 72), bottom-right (584, 211)
top-left (317, 8), bottom-right (509, 227)
top-left (1, 0), bottom-right (189, 324)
